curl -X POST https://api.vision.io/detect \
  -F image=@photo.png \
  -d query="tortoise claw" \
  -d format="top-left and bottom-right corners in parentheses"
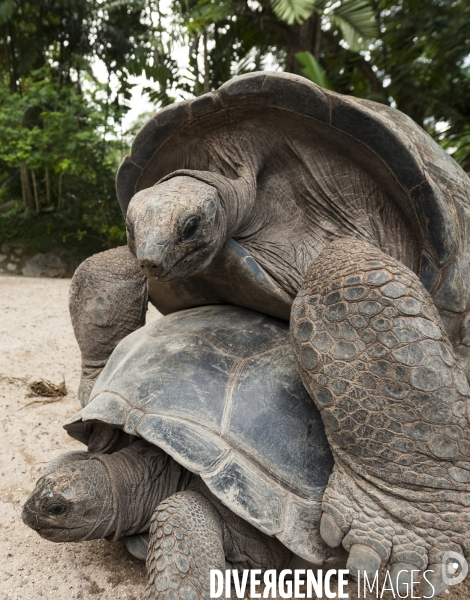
top-left (320, 512), bottom-right (344, 548)
top-left (346, 543), bottom-right (382, 580)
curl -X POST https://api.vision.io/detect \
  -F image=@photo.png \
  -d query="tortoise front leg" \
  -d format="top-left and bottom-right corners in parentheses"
top-left (69, 246), bottom-right (147, 406)
top-left (145, 486), bottom-right (290, 600)
top-left (291, 237), bottom-right (470, 597)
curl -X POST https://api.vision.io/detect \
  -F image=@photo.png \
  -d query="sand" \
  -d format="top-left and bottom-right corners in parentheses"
top-left (1, 274), bottom-right (469, 600)
top-left (0, 275), bottom-right (161, 600)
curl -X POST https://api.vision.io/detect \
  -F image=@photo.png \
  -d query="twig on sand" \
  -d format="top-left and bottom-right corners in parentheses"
top-left (20, 378), bottom-right (68, 408)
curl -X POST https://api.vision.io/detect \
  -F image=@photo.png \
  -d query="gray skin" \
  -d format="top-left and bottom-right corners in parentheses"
top-left (22, 431), bottom-right (289, 600)
top-left (69, 72), bottom-right (470, 596)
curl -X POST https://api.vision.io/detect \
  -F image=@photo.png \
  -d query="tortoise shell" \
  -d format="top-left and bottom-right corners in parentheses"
top-left (65, 305), bottom-right (334, 563)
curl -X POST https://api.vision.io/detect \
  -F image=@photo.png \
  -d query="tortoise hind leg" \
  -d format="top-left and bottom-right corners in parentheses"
top-left (145, 486), bottom-right (289, 600)
top-left (291, 237), bottom-right (470, 597)
top-left (69, 246), bottom-right (147, 406)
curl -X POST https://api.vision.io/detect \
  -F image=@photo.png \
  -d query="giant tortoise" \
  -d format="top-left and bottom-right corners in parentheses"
top-left (23, 305), bottom-right (337, 599)
top-left (69, 72), bottom-right (470, 594)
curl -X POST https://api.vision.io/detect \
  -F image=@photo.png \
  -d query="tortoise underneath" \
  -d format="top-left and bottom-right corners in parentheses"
top-left (23, 306), bottom-right (340, 600)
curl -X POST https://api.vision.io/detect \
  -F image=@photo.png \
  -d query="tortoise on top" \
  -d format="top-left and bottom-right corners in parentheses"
top-left (70, 72), bottom-right (470, 593)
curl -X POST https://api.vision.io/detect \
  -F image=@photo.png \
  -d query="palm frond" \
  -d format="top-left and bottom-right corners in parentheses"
top-left (0, 0), bottom-right (16, 25)
top-left (327, 0), bottom-right (378, 52)
top-left (270, 0), bottom-right (318, 25)
top-left (296, 51), bottom-right (333, 89)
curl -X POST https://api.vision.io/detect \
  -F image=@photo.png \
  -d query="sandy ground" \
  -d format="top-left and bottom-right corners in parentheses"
top-left (1, 274), bottom-right (470, 600)
top-left (0, 275), bottom-right (161, 600)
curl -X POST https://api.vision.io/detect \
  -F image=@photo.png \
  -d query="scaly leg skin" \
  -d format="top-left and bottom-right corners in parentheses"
top-left (145, 486), bottom-right (290, 600)
top-left (69, 246), bottom-right (147, 406)
top-left (291, 237), bottom-right (470, 597)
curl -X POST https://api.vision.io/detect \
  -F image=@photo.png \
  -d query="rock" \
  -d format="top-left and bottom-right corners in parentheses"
top-left (7, 263), bottom-right (17, 271)
top-left (22, 252), bottom-right (68, 278)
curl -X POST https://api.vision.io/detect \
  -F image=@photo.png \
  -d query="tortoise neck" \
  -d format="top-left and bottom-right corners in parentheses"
top-left (97, 440), bottom-right (191, 541)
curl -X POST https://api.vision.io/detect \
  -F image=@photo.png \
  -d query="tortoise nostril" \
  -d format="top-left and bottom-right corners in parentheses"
top-left (140, 261), bottom-right (165, 277)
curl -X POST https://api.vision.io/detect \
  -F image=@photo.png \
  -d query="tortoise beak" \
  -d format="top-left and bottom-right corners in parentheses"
top-left (22, 504), bottom-right (40, 531)
top-left (136, 242), bottom-right (169, 278)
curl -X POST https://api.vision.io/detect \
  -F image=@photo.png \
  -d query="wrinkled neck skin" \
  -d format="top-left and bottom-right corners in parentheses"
top-left (98, 440), bottom-right (191, 541)
top-left (159, 169), bottom-right (256, 240)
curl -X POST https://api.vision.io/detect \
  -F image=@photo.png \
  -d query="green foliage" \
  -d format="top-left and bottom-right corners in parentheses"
top-left (0, 0), bottom-right (468, 261)
top-left (296, 51), bottom-right (333, 89)
top-left (271, 0), bottom-right (317, 24)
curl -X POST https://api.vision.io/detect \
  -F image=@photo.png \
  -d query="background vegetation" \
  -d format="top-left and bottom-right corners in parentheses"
top-left (0, 0), bottom-right (469, 261)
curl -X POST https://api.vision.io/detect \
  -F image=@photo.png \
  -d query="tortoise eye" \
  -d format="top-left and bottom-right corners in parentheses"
top-left (181, 217), bottom-right (199, 241)
top-left (47, 503), bottom-right (66, 516)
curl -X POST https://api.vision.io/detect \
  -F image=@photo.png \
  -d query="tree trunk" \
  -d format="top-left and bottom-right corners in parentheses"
top-left (203, 30), bottom-right (210, 93)
top-left (20, 163), bottom-right (33, 207)
top-left (31, 170), bottom-right (39, 211)
top-left (45, 168), bottom-right (51, 204)
top-left (57, 172), bottom-right (63, 209)
top-left (285, 12), bottom-right (322, 74)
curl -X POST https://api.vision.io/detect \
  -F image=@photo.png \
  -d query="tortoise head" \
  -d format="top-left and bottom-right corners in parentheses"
top-left (22, 451), bottom-right (113, 542)
top-left (126, 175), bottom-right (227, 281)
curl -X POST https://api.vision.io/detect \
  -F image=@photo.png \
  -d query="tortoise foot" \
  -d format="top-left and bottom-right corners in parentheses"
top-left (321, 463), bottom-right (467, 597)
top-left (291, 238), bottom-right (470, 596)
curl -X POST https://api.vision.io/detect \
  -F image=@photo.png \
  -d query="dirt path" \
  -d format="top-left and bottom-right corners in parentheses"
top-left (0, 275), bottom-right (161, 600)
top-left (1, 274), bottom-right (470, 600)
